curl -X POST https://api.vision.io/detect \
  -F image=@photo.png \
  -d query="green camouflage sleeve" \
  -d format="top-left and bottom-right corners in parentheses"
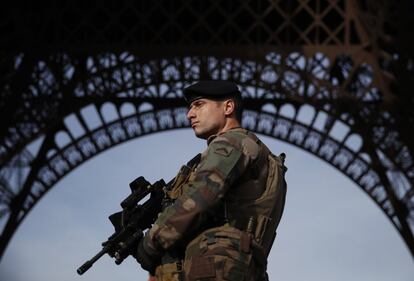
top-left (146, 131), bottom-right (259, 250)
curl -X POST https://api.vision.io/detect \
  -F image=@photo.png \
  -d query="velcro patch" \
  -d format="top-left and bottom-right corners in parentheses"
top-left (214, 146), bottom-right (233, 157)
top-left (188, 256), bottom-right (216, 279)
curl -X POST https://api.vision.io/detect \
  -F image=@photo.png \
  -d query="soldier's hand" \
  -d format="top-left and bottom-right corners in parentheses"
top-left (135, 238), bottom-right (163, 275)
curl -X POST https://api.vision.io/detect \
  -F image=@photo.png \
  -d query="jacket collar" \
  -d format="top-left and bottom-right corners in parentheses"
top-left (206, 127), bottom-right (244, 145)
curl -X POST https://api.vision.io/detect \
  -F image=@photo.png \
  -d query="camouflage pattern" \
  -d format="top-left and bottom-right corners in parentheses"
top-left (183, 224), bottom-right (269, 281)
top-left (144, 127), bottom-right (287, 280)
top-left (153, 262), bottom-right (183, 281)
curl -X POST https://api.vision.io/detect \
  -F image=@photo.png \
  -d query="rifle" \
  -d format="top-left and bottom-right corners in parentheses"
top-left (76, 176), bottom-right (165, 275)
top-left (76, 153), bottom-right (201, 275)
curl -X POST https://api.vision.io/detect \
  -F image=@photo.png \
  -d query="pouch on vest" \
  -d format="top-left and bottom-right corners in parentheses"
top-left (253, 153), bottom-right (287, 256)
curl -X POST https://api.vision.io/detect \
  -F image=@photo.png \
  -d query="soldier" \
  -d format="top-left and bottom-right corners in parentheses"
top-left (134, 81), bottom-right (287, 281)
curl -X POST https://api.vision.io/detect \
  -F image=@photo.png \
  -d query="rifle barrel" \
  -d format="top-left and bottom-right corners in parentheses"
top-left (77, 247), bottom-right (108, 275)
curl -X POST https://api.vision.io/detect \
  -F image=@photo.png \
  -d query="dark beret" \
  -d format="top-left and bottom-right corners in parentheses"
top-left (183, 81), bottom-right (241, 104)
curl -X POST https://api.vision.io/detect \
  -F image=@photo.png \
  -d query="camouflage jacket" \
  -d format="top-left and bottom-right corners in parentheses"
top-left (144, 127), bottom-right (286, 256)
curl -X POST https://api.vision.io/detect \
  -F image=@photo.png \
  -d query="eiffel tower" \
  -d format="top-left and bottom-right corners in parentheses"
top-left (1, 0), bottom-right (414, 262)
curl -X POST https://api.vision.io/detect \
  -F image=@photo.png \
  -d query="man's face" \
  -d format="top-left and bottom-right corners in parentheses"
top-left (187, 98), bottom-right (226, 139)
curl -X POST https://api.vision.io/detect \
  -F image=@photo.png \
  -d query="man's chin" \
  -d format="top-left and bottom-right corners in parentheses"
top-left (193, 129), bottom-right (210, 140)
top-left (194, 132), bottom-right (208, 139)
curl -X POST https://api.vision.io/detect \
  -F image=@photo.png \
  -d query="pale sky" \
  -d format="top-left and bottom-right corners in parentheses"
top-left (1, 129), bottom-right (413, 281)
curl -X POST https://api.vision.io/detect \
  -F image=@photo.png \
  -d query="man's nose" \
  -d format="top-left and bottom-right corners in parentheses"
top-left (187, 108), bottom-right (195, 120)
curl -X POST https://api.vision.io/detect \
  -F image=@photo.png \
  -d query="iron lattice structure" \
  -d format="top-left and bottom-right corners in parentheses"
top-left (1, 0), bottom-right (414, 261)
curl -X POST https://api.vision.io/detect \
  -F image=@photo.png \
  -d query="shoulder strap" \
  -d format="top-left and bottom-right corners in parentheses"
top-left (186, 153), bottom-right (201, 168)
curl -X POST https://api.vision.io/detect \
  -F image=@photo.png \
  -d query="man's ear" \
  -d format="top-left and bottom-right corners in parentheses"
top-left (223, 99), bottom-right (235, 117)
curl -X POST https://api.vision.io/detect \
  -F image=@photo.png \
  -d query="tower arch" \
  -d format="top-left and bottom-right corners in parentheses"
top-left (1, 0), bottom-right (413, 263)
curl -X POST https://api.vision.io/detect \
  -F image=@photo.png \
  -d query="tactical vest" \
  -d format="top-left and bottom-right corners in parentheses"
top-left (167, 131), bottom-right (287, 257)
top-left (164, 154), bottom-right (201, 205)
top-left (224, 132), bottom-right (287, 257)
top-left (157, 131), bottom-right (287, 280)
top-left (182, 130), bottom-right (287, 281)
